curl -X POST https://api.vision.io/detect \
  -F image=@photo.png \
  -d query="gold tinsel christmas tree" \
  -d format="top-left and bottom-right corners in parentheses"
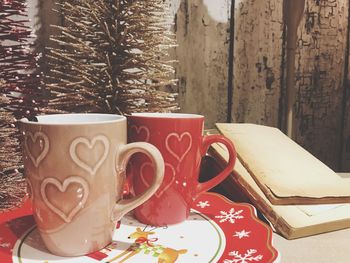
top-left (0, 0), bottom-right (43, 210)
top-left (0, 0), bottom-right (177, 210)
top-left (0, 88), bottom-right (27, 210)
top-left (44, 0), bottom-right (178, 114)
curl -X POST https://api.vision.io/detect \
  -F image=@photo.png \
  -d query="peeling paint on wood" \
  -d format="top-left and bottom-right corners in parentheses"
top-left (231, 0), bottom-right (283, 126)
top-left (173, 0), bottom-right (231, 128)
top-left (294, 0), bottom-right (348, 169)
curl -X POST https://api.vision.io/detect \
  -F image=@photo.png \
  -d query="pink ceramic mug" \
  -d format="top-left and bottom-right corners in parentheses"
top-left (19, 114), bottom-right (164, 256)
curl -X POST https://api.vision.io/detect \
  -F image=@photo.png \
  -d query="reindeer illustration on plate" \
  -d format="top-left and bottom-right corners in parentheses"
top-left (107, 226), bottom-right (187, 263)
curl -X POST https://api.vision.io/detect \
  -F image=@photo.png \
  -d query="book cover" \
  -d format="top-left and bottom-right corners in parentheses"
top-left (216, 123), bottom-right (350, 205)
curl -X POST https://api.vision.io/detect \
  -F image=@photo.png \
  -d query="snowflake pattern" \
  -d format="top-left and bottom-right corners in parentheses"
top-left (196, 201), bottom-right (210, 208)
top-left (224, 249), bottom-right (263, 263)
top-left (215, 208), bottom-right (244, 223)
top-left (233, 230), bottom-right (251, 239)
top-left (0, 238), bottom-right (10, 248)
top-left (0, 242), bottom-right (10, 248)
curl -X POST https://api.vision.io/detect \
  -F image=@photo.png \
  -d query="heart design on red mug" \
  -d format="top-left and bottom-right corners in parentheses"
top-left (41, 176), bottom-right (89, 223)
top-left (24, 131), bottom-right (49, 168)
top-left (70, 135), bottom-right (109, 176)
top-left (140, 162), bottom-right (175, 198)
top-left (165, 132), bottom-right (192, 164)
top-left (130, 125), bottom-right (150, 142)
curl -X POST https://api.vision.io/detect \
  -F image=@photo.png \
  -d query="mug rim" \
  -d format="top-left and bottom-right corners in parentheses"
top-left (19, 113), bottom-right (126, 126)
top-left (129, 113), bottom-right (204, 119)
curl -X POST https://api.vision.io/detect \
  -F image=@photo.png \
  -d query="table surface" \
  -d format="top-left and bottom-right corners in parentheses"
top-left (273, 228), bottom-right (350, 263)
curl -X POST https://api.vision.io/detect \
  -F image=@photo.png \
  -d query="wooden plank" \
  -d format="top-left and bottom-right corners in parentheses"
top-left (341, 38), bottom-right (350, 171)
top-left (174, 0), bottom-right (231, 128)
top-left (342, 80), bottom-right (350, 172)
top-left (231, 0), bottom-right (283, 127)
top-left (28, 0), bottom-right (62, 52)
top-left (283, 0), bottom-right (305, 137)
top-left (294, 0), bottom-right (348, 169)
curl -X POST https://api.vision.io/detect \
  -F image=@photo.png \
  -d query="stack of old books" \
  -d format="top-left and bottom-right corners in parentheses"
top-left (209, 123), bottom-right (350, 239)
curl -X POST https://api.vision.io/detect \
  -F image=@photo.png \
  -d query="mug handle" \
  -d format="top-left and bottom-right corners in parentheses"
top-left (112, 142), bottom-right (164, 221)
top-left (195, 135), bottom-right (237, 198)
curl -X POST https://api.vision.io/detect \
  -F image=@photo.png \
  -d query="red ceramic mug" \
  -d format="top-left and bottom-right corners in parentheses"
top-left (127, 113), bottom-right (237, 226)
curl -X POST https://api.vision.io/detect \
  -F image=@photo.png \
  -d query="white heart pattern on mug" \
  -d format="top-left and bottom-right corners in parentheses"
top-left (70, 135), bottom-right (109, 176)
top-left (24, 131), bottom-right (49, 168)
top-left (130, 125), bottom-right (150, 142)
top-left (41, 176), bottom-right (89, 223)
top-left (165, 132), bottom-right (192, 165)
top-left (140, 162), bottom-right (176, 198)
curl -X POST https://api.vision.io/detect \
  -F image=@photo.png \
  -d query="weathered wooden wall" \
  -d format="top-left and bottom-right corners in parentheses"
top-left (27, 0), bottom-right (350, 171)
top-left (343, 37), bottom-right (350, 171)
top-left (294, 0), bottom-right (349, 169)
top-left (343, 83), bottom-right (350, 171)
top-left (231, 0), bottom-right (283, 127)
top-left (174, 0), bottom-right (350, 171)
top-left (173, 0), bottom-right (231, 127)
